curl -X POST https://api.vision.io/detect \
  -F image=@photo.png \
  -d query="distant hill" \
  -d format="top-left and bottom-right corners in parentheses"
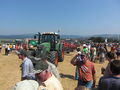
top-left (61, 35), bottom-right (85, 39)
top-left (92, 34), bottom-right (120, 40)
top-left (0, 34), bottom-right (34, 39)
top-left (0, 34), bottom-right (120, 39)
top-left (0, 34), bottom-right (84, 39)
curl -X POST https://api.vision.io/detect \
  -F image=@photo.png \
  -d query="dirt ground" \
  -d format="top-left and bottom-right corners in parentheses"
top-left (0, 49), bottom-right (108, 90)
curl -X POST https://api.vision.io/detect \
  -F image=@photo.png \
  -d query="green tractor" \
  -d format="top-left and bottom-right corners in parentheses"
top-left (32, 32), bottom-right (64, 66)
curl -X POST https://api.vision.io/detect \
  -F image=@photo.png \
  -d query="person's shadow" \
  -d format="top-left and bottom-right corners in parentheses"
top-left (60, 73), bottom-right (75, 80)
top-left (92, 87), bottom-right (98, 90)
top-left (92, 85), bottom-right (98, 90)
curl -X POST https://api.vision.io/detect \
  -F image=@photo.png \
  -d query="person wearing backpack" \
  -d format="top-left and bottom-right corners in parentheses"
top-left (71, 53), bottom-right (96, 89)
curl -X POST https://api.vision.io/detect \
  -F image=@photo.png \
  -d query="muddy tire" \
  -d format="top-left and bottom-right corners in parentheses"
top-left (48, 51), bottom-right (58, 66)
top-left (58, 50), bottom-right (64, 62)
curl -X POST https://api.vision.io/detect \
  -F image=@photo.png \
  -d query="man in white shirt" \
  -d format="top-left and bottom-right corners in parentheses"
top-left (34, 60), bottom-right (63, 90)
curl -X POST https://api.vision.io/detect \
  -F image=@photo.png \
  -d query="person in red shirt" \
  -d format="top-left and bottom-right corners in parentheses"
top-left (111, 45), bottom-right (116, 53)
top-left (71, 53), bottom-right (96, 89)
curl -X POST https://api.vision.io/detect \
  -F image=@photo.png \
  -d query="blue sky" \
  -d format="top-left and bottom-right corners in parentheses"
top-left (0, 0), bottom-right (120, 35)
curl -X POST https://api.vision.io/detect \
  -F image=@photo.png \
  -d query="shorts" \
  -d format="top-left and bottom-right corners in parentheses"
top-left (77, 80), bottom-right (93, 89)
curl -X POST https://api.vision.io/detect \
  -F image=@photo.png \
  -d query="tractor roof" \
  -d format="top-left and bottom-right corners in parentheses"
top-left (42, 32), bottom-right (59, 35)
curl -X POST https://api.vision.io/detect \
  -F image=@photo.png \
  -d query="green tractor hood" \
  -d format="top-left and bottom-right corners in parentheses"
top-left (40, 42), bottom-right (51, 53)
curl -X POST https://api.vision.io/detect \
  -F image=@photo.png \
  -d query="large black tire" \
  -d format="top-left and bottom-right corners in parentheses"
top-left (58, 50), bottom-right (64, 62)
top-left (48, 51), bottom-right (58, 66)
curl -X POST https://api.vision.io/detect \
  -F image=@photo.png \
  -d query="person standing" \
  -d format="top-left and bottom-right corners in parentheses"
top-left (9, 44), bottom-right (13, 52)
top-left (40, 55), bottom-right (60, 79)
top-left (98, 60), bottom-right (120, 90)
top-left (71, 54), bottom-right (96, 89)
top-left (75, 48), bottom-right (81, 80)
top-left (98, 44), bottom-right (106, 63)
top-left (0, 44), bottom-right (2, 53)
top-left (82, 45), bottom-right (88, 57)
top-left (101, 52), bottom-right (115, 77)
top-left (90, 45), bottom-right (96, 62)
top-left (34, 60), bottom-right (63, 90)
top-left (5, 44), bottom-right (9, 55)
top-left (17, 49), bottom-right (35, 80)
top-left (116, 45), bottom-right (120, 59)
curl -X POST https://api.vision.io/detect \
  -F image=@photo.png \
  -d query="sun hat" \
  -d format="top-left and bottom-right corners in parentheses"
top-left (83, 44), bottom-right (87, 47)
top-left (16, 49), bottom-right (27, 56)
top-left (33, 60), bottom-right (49, 74)
top-left (12, 80), bottom-right (39, 90)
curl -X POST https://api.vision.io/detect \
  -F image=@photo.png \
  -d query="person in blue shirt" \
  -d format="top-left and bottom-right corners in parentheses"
top-left (17, 49), bottom-right (35, 80)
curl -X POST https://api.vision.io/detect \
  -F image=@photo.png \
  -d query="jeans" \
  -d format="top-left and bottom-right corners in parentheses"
top-left (75, 67), bottom-right (79, 80)
top-left (77, 80), bottom-right (93, 89)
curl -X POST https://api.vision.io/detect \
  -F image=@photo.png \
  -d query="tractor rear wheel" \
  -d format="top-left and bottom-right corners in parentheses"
top-left (48, 51), bottom-right (58, 66)
top-left (58, 50), bottom-right (64, 62)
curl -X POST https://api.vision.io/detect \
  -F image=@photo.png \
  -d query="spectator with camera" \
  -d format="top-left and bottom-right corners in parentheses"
top-left (71, 52), bottom-right (96, 89)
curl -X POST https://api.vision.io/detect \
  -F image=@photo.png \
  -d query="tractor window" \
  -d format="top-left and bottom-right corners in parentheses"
top-left (57, 35), bottom-right (60, 39)
top-left (42, 34), bottom-right (54, 42)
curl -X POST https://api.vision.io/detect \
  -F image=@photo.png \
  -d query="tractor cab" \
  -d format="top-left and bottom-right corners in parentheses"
top-left (41, 32), bottom-right (60, 43)
top-left (41, 32), bottom-right (60, 51)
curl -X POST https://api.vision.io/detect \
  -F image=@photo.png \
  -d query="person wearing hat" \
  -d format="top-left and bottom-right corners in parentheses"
top-left (12, 80), bottom-right (39, 90)
top-left (34, 60), bottom-right (63, 90)
top-left (40, 55), bottom-right (60, 79)
top-left (74, 48), bottom-right (81, 80)
top-left (17, 49), bottom-right (35, 80)
top-left (71, 53), bottom-right (96, 89)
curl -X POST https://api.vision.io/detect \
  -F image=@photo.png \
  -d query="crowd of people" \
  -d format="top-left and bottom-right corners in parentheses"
top-left (77, 43), bottom-right (120, 63)
top-left (0, 43), bottom-right (28, 55)
top-left (1, 42), bottom-right (120, 90)
top-left (70, 43), bottom-right (120, 90)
